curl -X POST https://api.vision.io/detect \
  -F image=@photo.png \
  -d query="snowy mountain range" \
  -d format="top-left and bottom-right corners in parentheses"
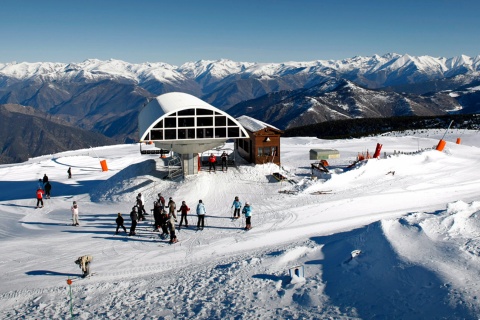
top-left (0, 53), bottom-right (479, 142)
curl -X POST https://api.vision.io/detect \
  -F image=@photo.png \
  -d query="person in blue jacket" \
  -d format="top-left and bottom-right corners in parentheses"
top-left (196, 199), bottom-right (206, 230)
top-left (231, 196), bottom-right (242, 219)
top-left (242, 202), bottom-right (252, 230)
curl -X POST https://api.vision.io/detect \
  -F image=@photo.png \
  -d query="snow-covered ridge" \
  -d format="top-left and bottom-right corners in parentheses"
top-left (1, 53), bottom-right (479, 84)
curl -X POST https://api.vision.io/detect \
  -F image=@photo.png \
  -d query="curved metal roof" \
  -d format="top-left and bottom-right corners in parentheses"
top-left (138, 92), bottom-right (249, 154)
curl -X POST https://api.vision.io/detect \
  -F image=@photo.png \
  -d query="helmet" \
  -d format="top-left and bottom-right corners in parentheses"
top-left (245, 202), bottom-right (250, 206)
top-left (235, 196), bottom-right (239, 200)
top-left (73, 201), bottom-right (77, 205)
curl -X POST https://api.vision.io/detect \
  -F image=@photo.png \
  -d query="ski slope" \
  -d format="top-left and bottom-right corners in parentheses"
top-left (0, 129), bottom-right (479, 319)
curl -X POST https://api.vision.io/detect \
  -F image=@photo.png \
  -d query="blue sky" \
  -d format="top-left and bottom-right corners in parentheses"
top-left (1, 0), bottom-right (479, 65)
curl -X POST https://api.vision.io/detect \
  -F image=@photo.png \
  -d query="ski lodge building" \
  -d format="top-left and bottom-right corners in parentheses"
top-left (235, 116), bottom-right (283, 165)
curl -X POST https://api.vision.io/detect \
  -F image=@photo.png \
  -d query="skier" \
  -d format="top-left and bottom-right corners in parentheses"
top-left (208, 153), bottom-right (216, 173)
top-left (196, 199), bottom-right (206, 230)
top-left (167, 207), bottom-right (178, 244)
top-left (153, 201), bottom-right (163, 231)
top-left (36, 188), bottom-right (45, 208)
top-left (177, 200), bottom-right (190, 229)
top-left (231, 196), bottom-right (242, 219)
top-left (221, 151), bottom-right (228, 171)
top-left (242, 201), bottom-right (252, 230)
top-left (44, 181), bottom-right (52, 199)
top-left (37, 179), bottom-right (43, 190)
top-left (71, 201), bottom-right (79, 226)
top-left (42, 173), bottom-right (49, 185)
top-left (74, 255), bottom-right (93, 278)
top-left (129, 206), bottom-right (138, 236)
top-left (115, 212), bottom-right (127, 234)
top-left (136, 193), bottom-right (146, 220)
top-left (67, 167), bottom-right (72, 179)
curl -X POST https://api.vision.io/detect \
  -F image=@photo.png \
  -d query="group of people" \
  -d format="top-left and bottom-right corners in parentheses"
top-left (231, 196), bottom-right (252, 230)
top-left (114, 193), bottom-right (253, 244)
top-left (35, 174), bottom-right (52, 208)
top-left (208, 151), bottom-right (229, 173)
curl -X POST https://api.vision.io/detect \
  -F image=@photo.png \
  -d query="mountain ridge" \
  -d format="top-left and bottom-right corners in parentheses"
top-left (0, 53), bottom-right (479, 145)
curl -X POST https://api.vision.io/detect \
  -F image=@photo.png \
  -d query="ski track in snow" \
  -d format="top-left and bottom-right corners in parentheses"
top-left (0, 131), bottom-right (480, 319)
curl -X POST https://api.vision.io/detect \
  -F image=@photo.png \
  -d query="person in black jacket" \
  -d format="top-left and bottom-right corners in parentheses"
top-left (129, 207), bottom-right (138, 236)
top-left (153, 201), bottom-right (162, 231)
top-left (221, 151), bottom-right (228, 172)
top-left (115, 212), bottom-right (127, 234)
top-left (44, 181), bottom-right (52, 199)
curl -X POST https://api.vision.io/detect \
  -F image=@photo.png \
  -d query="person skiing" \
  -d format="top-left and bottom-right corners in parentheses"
top-left (242, 201), bottom-right (252, 230)
top-left (167, 207), bottom-right (178, 244)
top-left (67, 167), bottom-right (72, 179)
top-left (231, 196), bottom-right (242, 219)
top-left (129, 206), bottom-right (138, 236)
top-left (136, 193), bottom-right (146, 220)
top-left (177, 200), bottom-right (190, 229)
top-left (44, 181), bottom-right (52, 199)
top-left (74, 255), bottom-right (93, 278)
top-left (71, 201), bottom-right (79, 226)
top-left (36, 188), bottom-right (45, 208)
top-left (37, 179), bottom-right (43, 190)
top-left (115, 212), bottom-right (127, 234)
top-left (208, 153), bottom-right (216, 173)
top-left (42, 174), bottom-right (49, 185)
top-left (196, 199), bottom-right (206, 230)
top-left (221, 151), bottom-right (228, 171)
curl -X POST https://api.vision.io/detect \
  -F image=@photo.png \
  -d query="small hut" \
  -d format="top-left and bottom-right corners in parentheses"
top-left (235, 116), bottom-right (283, 165)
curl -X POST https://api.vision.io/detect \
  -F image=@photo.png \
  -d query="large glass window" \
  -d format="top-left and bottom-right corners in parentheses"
top-left (165, 129), bottom-right (176, 140)
top-left (197, 117), bottom-right (213, 126)
top-left (215, 128), bottom-right (226, 138)
top-left (178, 117), bottom-right (194, 127)
top-left (178, 109), bottom-right (195, 116)
top-left (215, 116), bottom-right (226, 126)
top-left (178, 129), bottom-right (187, 139)
top-left (197, 109), bottom-right (213, 115)
top-left (205, 128), bottom-right (213, 138)
top-left (165, 117), bottom-right (176, 128)
top-left (150, 129), bottom-right (163, 140)
top-left (197, 128), bottom-right (204, 139)
top-left (153, 120), bottom-right (163, 129)
top-left (258, 147), bottom-right (263, 156)
top-left (228, 127), bottom-right (239, 137)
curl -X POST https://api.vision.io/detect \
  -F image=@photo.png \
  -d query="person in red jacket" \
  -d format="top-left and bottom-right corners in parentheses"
top-left (36, 188), bottom-right (45, 208)
top-left (177, 200), bottom-right (190, 229)
top-left (208, 153), bottom-right (216, 173)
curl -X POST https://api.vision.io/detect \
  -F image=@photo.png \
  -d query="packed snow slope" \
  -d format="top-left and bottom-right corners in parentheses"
top-left (0, 129), bottom-right (479, 319)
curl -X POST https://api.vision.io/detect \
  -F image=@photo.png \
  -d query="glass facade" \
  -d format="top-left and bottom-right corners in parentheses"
top-left (146, 108), bottom-right (248, 141)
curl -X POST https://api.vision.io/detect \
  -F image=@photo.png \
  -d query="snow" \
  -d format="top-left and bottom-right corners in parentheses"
top-left (1, 129), bottom-right (480, 319)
